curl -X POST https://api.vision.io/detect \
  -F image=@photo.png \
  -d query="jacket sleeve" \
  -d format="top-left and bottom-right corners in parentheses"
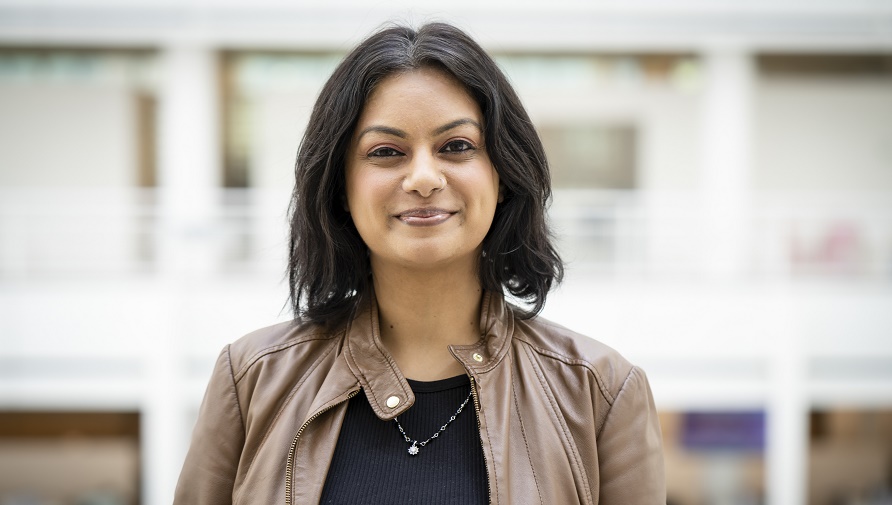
top-left (597, 366), bottom-right (666, 503)
top-left (174, 345), bottom-right (246, 505)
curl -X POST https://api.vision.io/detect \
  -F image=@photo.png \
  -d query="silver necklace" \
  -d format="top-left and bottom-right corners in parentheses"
top-left (393, 390), bottom-right (473, 456)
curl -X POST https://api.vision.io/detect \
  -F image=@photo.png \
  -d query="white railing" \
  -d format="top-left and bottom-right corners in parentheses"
top-left (1, 187), bottom-right (891, 282)
top-left (551, 189), bottom-right (892, 281)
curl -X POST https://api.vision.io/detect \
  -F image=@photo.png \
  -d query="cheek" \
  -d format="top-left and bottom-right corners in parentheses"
top-left (462, 172), bottom-right (500, 231)
top-left (344, 167), bottom-right (372, 213)
top-left (480, 168), bottom-right (501, 210)
top-left (343, 165), bottom-right (357, 209)
top-left (344, 170), bottom-right (393, 232)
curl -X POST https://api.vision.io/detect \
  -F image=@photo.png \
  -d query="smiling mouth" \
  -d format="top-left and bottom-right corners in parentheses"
top-left (396, 208), bottom-right (456, 226)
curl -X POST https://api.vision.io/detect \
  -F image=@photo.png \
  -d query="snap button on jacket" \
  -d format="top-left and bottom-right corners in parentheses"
top-left (174, 291), bottom-right (666, 504)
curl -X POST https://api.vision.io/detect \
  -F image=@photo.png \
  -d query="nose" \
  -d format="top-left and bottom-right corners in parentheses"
top-left (401, 153), bottom-right (445, 198)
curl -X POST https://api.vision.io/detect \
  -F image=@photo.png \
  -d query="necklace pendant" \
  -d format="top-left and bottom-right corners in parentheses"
top-left (408, 442), bottom-right (419, 456)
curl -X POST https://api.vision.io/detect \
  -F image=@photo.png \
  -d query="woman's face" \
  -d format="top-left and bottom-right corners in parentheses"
top-left (344, 67), bottom-right (500, 273)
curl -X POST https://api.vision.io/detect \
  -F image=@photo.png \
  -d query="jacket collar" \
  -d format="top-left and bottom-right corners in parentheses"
top-left (342, 288), bottom-right (515, 421)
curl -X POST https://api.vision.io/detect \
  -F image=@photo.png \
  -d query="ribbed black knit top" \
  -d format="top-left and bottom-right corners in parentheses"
top-left (320, 374), bottom-right (488, 504)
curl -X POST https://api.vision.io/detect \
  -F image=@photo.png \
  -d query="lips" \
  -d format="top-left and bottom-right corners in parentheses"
top-left (396, 207), bottom-right (456, 226)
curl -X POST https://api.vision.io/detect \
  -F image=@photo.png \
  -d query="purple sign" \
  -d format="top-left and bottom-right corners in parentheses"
top-left (681, 411), bottom-right (765, 451)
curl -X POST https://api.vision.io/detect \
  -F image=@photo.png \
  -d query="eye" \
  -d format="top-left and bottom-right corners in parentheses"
top-left (368, 146), bottom-right (403, 158)
top-left (440, 139), bottom-right (475, 154)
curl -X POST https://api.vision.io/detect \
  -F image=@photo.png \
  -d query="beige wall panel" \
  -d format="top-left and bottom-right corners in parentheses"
top-left (754, 79), bottom-right (892, 191)
top-left (0, 84), bottom-right (136, 187)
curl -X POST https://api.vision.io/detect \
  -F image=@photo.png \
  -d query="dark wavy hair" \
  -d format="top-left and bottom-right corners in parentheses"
top-left (288, 22), bottom-right (563, 326)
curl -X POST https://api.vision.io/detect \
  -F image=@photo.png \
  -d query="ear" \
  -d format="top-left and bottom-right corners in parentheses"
top-left (341, 194), bottom-right (350, 212)
top-left (497, 184), bottom-right (505, 203)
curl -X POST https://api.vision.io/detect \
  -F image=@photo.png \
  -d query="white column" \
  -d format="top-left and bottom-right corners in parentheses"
top-left (766, 287), bottom-right (809, 505)
top-left (699, 49), bottom-right (754, 281)
top-left (141, 307), bottom-right (186, 505)
top-left (156, 44), bottom-right (223, 276)
top-left (145, 45), bottom-right (222, 505)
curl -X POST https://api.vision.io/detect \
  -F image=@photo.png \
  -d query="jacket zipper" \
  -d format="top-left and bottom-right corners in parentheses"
top-left (285, 388), bottom-right (359, 505)
top-left (469, 375), bottom-right (493, 505)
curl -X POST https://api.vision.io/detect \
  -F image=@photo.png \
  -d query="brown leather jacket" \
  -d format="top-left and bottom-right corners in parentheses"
top-left (174, 291), bottom-right (665, 504)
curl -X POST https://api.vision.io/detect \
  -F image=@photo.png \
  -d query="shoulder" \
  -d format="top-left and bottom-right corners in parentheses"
top-left (227, 318), bottom-right (343, 382)
top-left (511, 312), bottom-right (637, 405)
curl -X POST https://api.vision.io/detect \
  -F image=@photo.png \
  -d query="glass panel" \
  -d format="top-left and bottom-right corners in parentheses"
top-left (661, 411), bottom-right (766, 505)
top-left (539, 125), bottom-right (636, 189)
top-left (808, 409), bottom-right (892, 505)
top-left (0, 412), bottom-right (140, 505)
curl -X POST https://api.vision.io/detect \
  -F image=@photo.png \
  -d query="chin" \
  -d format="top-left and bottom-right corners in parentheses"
top-left (389, 247), bottom-right (478, 271)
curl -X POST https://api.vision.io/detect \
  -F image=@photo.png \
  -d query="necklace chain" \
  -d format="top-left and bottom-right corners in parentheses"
top-left (393, 390), bottom-right (473, 456)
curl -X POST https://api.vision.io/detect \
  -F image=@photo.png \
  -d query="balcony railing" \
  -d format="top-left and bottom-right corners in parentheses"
top-left (1, 188), bottom-right (890, 283)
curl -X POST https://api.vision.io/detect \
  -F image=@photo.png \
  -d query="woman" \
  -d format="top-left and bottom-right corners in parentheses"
top-left (175, 22), bottom-right (665, 504)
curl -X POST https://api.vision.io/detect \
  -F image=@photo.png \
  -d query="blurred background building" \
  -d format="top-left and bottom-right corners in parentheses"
top-left (1, 1), bottom-right (891, 504)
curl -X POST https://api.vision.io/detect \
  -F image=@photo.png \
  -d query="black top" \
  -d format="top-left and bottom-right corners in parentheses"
top-left (320, 374), bottom-right (488, 504)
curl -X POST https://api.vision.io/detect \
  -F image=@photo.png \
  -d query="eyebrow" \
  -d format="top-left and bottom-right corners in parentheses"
top-left (432, 118), bottom-right (483, 136)
top-left (356, 125), bottom-right (407, 140)
top-left (356, 118), bottom-right (482, 141)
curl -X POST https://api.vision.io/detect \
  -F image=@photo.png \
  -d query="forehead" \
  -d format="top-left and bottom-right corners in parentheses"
top-left (358, 67), bottom-right (482, 125)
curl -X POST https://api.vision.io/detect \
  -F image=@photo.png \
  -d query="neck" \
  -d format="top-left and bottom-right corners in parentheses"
top-left (371, 258), bottom-right (484, 381)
